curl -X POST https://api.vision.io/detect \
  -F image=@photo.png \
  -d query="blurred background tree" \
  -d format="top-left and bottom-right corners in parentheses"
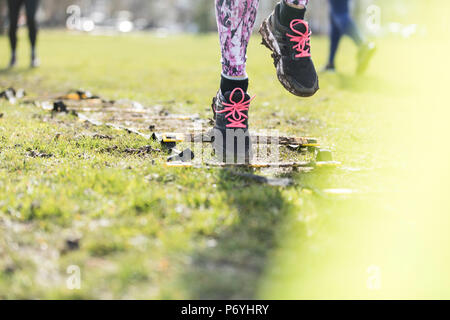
top-left (0, 0), bottom-right (414, 36)
top-left (193, 0), bottom-right (215, 33)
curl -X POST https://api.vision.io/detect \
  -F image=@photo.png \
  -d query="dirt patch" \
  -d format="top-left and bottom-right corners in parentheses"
top-left (92, 133), bottom-right (113, 140)
top-left (27, 149), bottom-right (53, 158)
top-left (124, 145), bottom-right (161, 156)
top-left (102, 145), bottom-right (161, 157)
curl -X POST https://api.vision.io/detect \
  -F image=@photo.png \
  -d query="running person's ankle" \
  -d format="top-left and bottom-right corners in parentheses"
top-left (280, 0), bottom-right (307, 27)
top-left (220, 74), bottom-right (249, 94)
top-left (9, 51), bottom-right (17, 67)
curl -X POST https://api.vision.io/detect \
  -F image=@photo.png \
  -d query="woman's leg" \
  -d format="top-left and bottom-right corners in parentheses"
top-left (329, 0), bottom-right (363, 46)
top-left (328, 0), bottom-right (375, 74)
top-left (25, 0), bottom-right (40, 66)
top-left (7, 0), bottom-right (23, 66)
top-left (213, 0), bottom-right (259, 163)
top-left (215, 0), bottom-right (260, 93)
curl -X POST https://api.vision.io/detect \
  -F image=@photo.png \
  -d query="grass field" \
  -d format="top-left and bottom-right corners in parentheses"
top-left (0, 14), bottom-right (449, 300)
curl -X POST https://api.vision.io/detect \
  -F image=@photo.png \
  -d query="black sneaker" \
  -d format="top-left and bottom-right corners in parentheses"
top-left (259, 3), bottom-right (319, 97)
top-left (211, 88), bottom-right (254, 163)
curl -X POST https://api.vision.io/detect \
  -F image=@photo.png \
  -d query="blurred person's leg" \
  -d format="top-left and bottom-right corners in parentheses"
top-left (7, 0), bottom-right (24, 67)
top-left (328, 0), bottom-right (363, 46)
top-left (324, 6), bottom-right (342, 71)
top-left (328, 0), bottom-right (375, 74)
top-left (25, 0), bottom-right (40, 67)
top-left (259, 0), bottom-right (319, 97)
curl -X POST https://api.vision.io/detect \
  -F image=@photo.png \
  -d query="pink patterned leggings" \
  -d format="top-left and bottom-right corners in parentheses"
top-left (216, 0), bottom-right (309, 77)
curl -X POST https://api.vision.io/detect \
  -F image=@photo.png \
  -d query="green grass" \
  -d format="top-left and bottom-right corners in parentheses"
top-left (0, 19), bottom-right (449, 300)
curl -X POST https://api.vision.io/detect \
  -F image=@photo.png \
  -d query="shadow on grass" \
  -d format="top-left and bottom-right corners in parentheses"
top-left (321, 72), bottom-right (396, 95)
top-left (180, 168), bottom-right (296, 299)
top-left (0, 67), bottom-right (37, 88)
top-left (0, 66), bottom-right (35, 75)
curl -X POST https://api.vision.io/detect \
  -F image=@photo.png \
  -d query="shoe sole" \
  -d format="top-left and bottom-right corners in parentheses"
top-left (259, 16), bottom-right (319, 98)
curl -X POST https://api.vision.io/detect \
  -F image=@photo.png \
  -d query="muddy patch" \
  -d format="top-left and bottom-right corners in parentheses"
top-left (27, 149), bottom-right (53, 159)
top-left (102, 145), bottom-right (161, 157)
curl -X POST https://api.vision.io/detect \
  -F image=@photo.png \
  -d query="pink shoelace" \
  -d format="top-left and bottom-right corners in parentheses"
top-left (286, 19), bottom-right (312, 58)
top-left (217, 88), bottom-right (255, 129)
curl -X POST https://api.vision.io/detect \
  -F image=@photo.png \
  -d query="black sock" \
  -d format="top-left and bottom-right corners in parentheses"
top-left (220, 75), bottom-right (249, 94)
top-left (279, 0), bottom-right (306, 27)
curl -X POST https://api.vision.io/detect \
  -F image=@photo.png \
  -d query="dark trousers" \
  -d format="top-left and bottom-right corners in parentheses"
top-left (328, 0), bottom-right (363, 65)
top-left (7, 0), bottom-right (40, 52)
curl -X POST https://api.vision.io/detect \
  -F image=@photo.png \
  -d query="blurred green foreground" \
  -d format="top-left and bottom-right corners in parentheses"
top-left (0, 0), bottom-right (449, 299)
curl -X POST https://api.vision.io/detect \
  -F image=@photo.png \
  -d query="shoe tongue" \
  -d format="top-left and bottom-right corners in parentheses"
top-left (224, 89), bottom-right (249, 104)
top-left (290, 20), bottom-right (307, 34)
